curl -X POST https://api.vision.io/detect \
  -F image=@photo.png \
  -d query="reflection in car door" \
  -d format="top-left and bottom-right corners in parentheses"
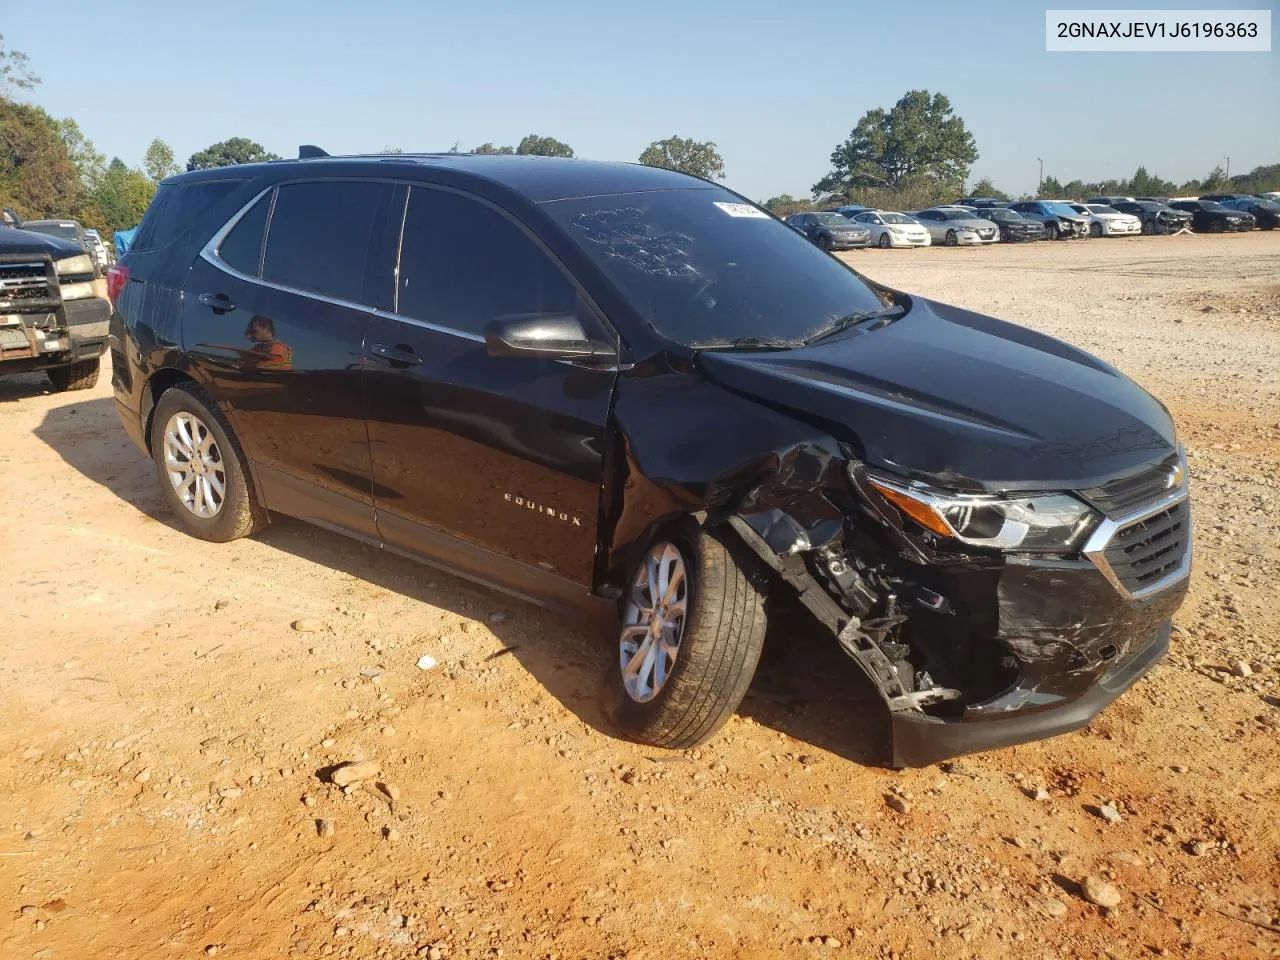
top-left (362, 184), bottom-right (619, 600)
top-left (187, 179), bottom-right (394, 540)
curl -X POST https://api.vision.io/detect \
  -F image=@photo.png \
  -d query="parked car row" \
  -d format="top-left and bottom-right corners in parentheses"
top-left (784, 190), bottom-right (1277, 251)
top-left (16, 218), bottom-right (116, 274)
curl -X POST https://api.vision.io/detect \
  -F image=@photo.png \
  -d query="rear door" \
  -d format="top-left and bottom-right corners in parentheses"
top-left (186, 178), bottom-right (394, 540)
top-left (363, 184), bottom-right (618, 595)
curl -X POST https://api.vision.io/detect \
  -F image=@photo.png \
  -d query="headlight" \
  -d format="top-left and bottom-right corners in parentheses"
top-left (58, 280), bottom-right (96, 301)
top-left (863, 474), bottom-right (1098, 552)
top-left (55, 254), bottom-right (94, 277)
top-left (888, 226), bottom-right (905, 234)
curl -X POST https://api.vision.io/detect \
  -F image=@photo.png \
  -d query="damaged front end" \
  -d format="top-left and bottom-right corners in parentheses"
top-left (726, 447), bottom-right (1190, 768)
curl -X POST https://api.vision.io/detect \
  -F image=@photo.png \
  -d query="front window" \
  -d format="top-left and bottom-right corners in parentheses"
top-left (544, 188), bottom-right (888, 348)
top-left (1041, 202), bottom-right (1080, 217)
top-left (1196, 201), bottom-right (1228, 212)
top-left (1086, 205), bottom-right (1118, 214)
top-left (881, 213), bottom-right (914, 224)
top-left (940, 210), bottom-right (976, 221)
top-left (814, 212), bottom-right (851, 226)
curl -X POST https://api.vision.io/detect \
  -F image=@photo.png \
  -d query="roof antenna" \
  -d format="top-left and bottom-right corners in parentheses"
top-left (298, 145), bottom-right (329, 159)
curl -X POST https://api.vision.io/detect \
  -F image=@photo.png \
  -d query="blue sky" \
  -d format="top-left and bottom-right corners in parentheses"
top-left (7, 0), bottom-right (1278, 199)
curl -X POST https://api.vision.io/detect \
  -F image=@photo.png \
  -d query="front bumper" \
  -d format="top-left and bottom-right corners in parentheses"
top-left (831, 234), bottom-right (871, 249)
top-left (0, 296), bottom-right (109, 372)
top-left (892, 620), bottom-right (1170, 767)
top-left (1100, 220), bottom-right (1142, 235)
top-left (886, 232), bottom-right (930, 247)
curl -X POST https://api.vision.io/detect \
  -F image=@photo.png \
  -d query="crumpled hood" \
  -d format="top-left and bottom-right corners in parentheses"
top-left (696, 298), bottom-right (1177, 492)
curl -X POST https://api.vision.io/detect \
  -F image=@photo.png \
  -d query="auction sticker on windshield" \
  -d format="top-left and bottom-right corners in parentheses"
top-left (713, 202), bottom-right (771, 219)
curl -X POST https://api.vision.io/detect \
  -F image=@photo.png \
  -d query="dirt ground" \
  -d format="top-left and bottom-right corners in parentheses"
top-left (2, 234), bottom-right (1278, 960)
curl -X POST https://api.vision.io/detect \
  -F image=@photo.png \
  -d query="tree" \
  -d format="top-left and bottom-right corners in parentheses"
top-left (143, 138), bottom-right (179, 181)
top-left (968, 176), bottom-right (1008, 201)
top-left (515, 135), bottom-right (574, 158)
top-left (378, 146), bottom-right (404, 155)
top-left (0, 33), bottom-right (39, 95)
top-left (0, 99), bottom-right (81, 219)
top-left (53, 118), bottom-right (105, 189)
top-left (93, 158), bottom-right (156, 232)
top-left (813, 90), bottom-right (977, 198)
top-left (1039, 175), bottom-right (1065, 198)
top-left (638, 135), bottom-right (726, 180)
top-left (186, 137), bottom-right (279, 171)
top-left (1129, 166), bottom-right (1174, 198)
top-left (472, 142), bottom-right (515, 155)
top-left (761, 194), bottom-right (814, 217)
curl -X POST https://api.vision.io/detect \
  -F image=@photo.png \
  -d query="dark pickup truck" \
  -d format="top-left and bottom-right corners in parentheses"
top-left (1, 211), bottom-right (109, 391)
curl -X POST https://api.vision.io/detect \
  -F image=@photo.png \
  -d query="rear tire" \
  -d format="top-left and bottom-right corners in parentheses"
top-left (47, 358), bottom-right (100, 392)
top-left (611, 525), bottom-right (767, 749)
top-left (151, 382), bottom-right (266, 543)
top-left (878, 232), bottom-right (892, 249)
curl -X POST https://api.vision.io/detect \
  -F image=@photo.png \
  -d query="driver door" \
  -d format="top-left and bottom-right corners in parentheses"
top-left (362, 184), bottom-right (618, 593)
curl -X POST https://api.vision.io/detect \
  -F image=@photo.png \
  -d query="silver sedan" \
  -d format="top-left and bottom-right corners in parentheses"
top-left (911, 208), bottom-right (999, 246)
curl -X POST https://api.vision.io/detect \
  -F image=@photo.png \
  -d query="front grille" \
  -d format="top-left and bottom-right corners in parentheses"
top-left (1102, 500), bottom-right (1190, 594)
top-left (1080, 454), bottom-right (1180, 516)
top-left (0, 261), bottom-right (53, 308)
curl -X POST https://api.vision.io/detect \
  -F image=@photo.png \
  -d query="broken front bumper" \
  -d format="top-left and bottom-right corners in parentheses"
top-left (892, 619), bottom-right (1170, 768)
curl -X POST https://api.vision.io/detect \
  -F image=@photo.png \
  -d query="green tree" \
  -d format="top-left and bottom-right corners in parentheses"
top-left (0, 33), bottom-right (39, 95)
top-left (1039, 175), bottom-right (1065, 198)
top-left (53, 118), bottom-right (105, 188)
top-left (968, 176), bottom-right (1008, 200)
top-left (638, 135), bottom-right (726, 180)
top-left (93, 158), bottom-right (156, 232)
top-left (814, 90), bottom-right (977, 198)
top-left (378, 146), bottom-right (404, 155)
top-left (472, 142), bottom-right (515, 155)
top-left (515, 135), bottom-right (574, 158)
top-left (186, 137), bottom-right (279, 171)
top-left (143, 138), bottom-right (179, 181)
top-left (761, 193), bottom-right (814, 217)
top-left (0, 99), bottom-right (81, 219)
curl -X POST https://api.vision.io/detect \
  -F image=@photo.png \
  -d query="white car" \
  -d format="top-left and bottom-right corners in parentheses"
top-left (848, 210), bottom-right (931, 248)
top-left (912, 208), bottom-right (999, 245)
top-left (1072, 203), bottom-right (1142, 237)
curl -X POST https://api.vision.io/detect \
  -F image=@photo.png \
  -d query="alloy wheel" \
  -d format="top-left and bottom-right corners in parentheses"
top-left (163, 411), bottom-right (226, 519)
top-left (619, 542), bottom-right (689, 703)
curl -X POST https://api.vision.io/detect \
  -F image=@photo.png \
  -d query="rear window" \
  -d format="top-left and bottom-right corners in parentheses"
top-left (217, 191), bottom-right (272, 277)
top-left (132, 180), bottom-right (243, 252)
top-left (261, 181), bottom-right (389, 304)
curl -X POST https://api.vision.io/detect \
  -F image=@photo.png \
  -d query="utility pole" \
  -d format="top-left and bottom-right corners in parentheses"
top-left (1224, 155), bottom-right (1230, 180)
top-left (1037, 157), bottom-right (1044, 194)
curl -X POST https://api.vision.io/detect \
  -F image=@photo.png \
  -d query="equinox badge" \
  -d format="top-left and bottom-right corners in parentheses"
top-left (504, 493), bottom-right (583, 526)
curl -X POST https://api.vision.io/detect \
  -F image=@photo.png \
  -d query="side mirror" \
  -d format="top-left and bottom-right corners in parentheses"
top-left (484, 313), bottom-right (617, 362)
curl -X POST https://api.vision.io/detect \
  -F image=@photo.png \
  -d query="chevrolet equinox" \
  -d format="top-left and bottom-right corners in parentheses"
top-left (109, 150), bottom-right (1191, 766)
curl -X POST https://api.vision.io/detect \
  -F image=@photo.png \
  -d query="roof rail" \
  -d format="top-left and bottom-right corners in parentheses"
top-left (298, 145), bottom-right (329, 159)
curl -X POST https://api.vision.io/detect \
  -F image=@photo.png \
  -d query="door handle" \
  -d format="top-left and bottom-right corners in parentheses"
top-left (198, 292), bottom-right (236, 313)
top-left (370, 342), bottom-right (422, 366)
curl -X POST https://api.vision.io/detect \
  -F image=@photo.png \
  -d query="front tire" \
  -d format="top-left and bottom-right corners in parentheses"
top-left (47, 358), bottom-right (100, 392)
top-left (816, 234), bottom-right (831, 252)
top-left (611, 527), bottom-right (767, 749)
top-left (1141, 219), bottom-right (1155, 235)
top-left (151, 383), bottom-right (265, 543)
top-left (1090, 222), bottom-right (1103, 238)
top-left (1044, 222), bottom-right (1059, 241)
top-left (944, 230), bottom-right (957, 246)
top-left (878, 232), bottom-right (892, 249)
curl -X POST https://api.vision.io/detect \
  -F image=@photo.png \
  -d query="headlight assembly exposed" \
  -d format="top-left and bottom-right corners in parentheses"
top-left (55, 254), bottom-right (95, 277)
top-left (863, 473), bottom-right (1098, 552)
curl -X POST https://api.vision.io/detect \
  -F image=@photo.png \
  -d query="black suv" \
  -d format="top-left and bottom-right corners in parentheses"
top-left (110, 151), bottom-right (1190, 767)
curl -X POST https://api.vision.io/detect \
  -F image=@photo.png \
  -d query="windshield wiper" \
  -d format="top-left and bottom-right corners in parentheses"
top-left (805, 304), bottom-right (906, 345)
top-left (700, 336), bottom-right (795, 352)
